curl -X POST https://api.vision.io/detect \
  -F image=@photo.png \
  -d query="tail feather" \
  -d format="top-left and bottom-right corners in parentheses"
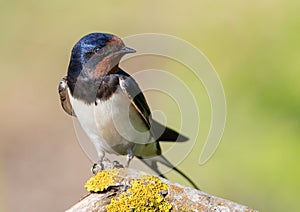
top-left (138, 157), bottom-right (167, 179)
top-left (151, 119), bottom-right (189, 142)
top-left (138, 155), bottom-right (199, 190)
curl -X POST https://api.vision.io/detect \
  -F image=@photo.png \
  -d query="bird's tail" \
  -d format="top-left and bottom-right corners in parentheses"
top-left (138, 155), bottom-right (199, 190)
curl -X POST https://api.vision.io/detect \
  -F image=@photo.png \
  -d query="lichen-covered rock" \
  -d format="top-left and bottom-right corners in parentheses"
top-left (84, 169), bottom-right (172, 211)
top-left (85, 169), bottom-right (120, 192)
top-left (106, 175), bottom-right (172, 212)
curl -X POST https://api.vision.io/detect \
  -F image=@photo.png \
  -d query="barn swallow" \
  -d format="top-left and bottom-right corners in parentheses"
top-left (58, 32), bottom-right (198, 189)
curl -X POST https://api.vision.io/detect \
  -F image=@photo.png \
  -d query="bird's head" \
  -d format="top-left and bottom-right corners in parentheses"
top-left (67, 33), bottom-right (135, 81)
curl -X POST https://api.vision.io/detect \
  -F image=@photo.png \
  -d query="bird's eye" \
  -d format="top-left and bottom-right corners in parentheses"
top-left (93, 46), bottom-right (102, 53)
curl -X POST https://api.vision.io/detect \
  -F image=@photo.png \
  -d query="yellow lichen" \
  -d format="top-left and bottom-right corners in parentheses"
top-left (106, 175), bottom-right (172, 212)
top-left (85, 169), bottom-right (119, 192)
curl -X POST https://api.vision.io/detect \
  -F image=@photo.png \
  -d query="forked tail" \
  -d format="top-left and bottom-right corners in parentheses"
top-left (138, 155), bottom-right (200, 190)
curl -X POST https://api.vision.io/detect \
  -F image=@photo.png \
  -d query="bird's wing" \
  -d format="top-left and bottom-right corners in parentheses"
top-left (150, 119), bottom-right (188, 142)
top-left (118, 73), bottom-right (188, 142)
top-left (118, 75), bottom-right (151, 128)
top-left (58, 77), bottom-right (76, 117)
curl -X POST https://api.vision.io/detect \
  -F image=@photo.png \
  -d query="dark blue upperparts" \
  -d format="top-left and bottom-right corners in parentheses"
top-left (73, 33), bottom-right (114, 58)
top-left (67, 32), bottom-right (115, 83)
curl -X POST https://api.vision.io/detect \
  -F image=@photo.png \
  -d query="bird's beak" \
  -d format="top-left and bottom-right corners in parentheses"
top-left (119, 46), bottom-right (136, 55)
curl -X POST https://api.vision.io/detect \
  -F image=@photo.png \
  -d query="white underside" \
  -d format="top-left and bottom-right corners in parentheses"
top-left (68, 87), bottom-right (153, 159)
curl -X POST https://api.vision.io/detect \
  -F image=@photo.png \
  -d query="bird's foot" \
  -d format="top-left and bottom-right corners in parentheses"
top-left (112, 160), bottom-right (124, 169)
top-left (92, 159), bottom-right (125, 174)
top-left (91, 162), bottom-right (104, 175)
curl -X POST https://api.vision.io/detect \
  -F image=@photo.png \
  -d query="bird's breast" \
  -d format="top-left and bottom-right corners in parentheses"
top-left (68, 86), bottom-right (152, 155)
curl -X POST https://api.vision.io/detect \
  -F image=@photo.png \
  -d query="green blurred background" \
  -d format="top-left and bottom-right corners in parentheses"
top-left (1, 0), bottom-right (299, 211)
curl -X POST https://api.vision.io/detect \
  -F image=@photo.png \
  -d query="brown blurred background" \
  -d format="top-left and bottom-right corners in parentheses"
top-left (1, 1), bottom-right (300, 211)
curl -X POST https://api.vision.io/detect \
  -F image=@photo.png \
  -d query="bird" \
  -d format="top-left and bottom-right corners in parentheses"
top-left (58, 32), bottom-right (199, 189)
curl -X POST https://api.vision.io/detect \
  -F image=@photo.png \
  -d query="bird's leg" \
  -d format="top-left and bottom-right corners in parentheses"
top-left (125, 146), bottom-right (135, 168)
top-left (91, 151), bottom-right (105, 174)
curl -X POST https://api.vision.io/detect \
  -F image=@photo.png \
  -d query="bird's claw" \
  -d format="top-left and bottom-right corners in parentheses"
top-left (91, 159), bottom-right (124, 174)
top-left (112, 160), bottom-right (124, 169)
top-left (92, 162), bottom-right (104, 174)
